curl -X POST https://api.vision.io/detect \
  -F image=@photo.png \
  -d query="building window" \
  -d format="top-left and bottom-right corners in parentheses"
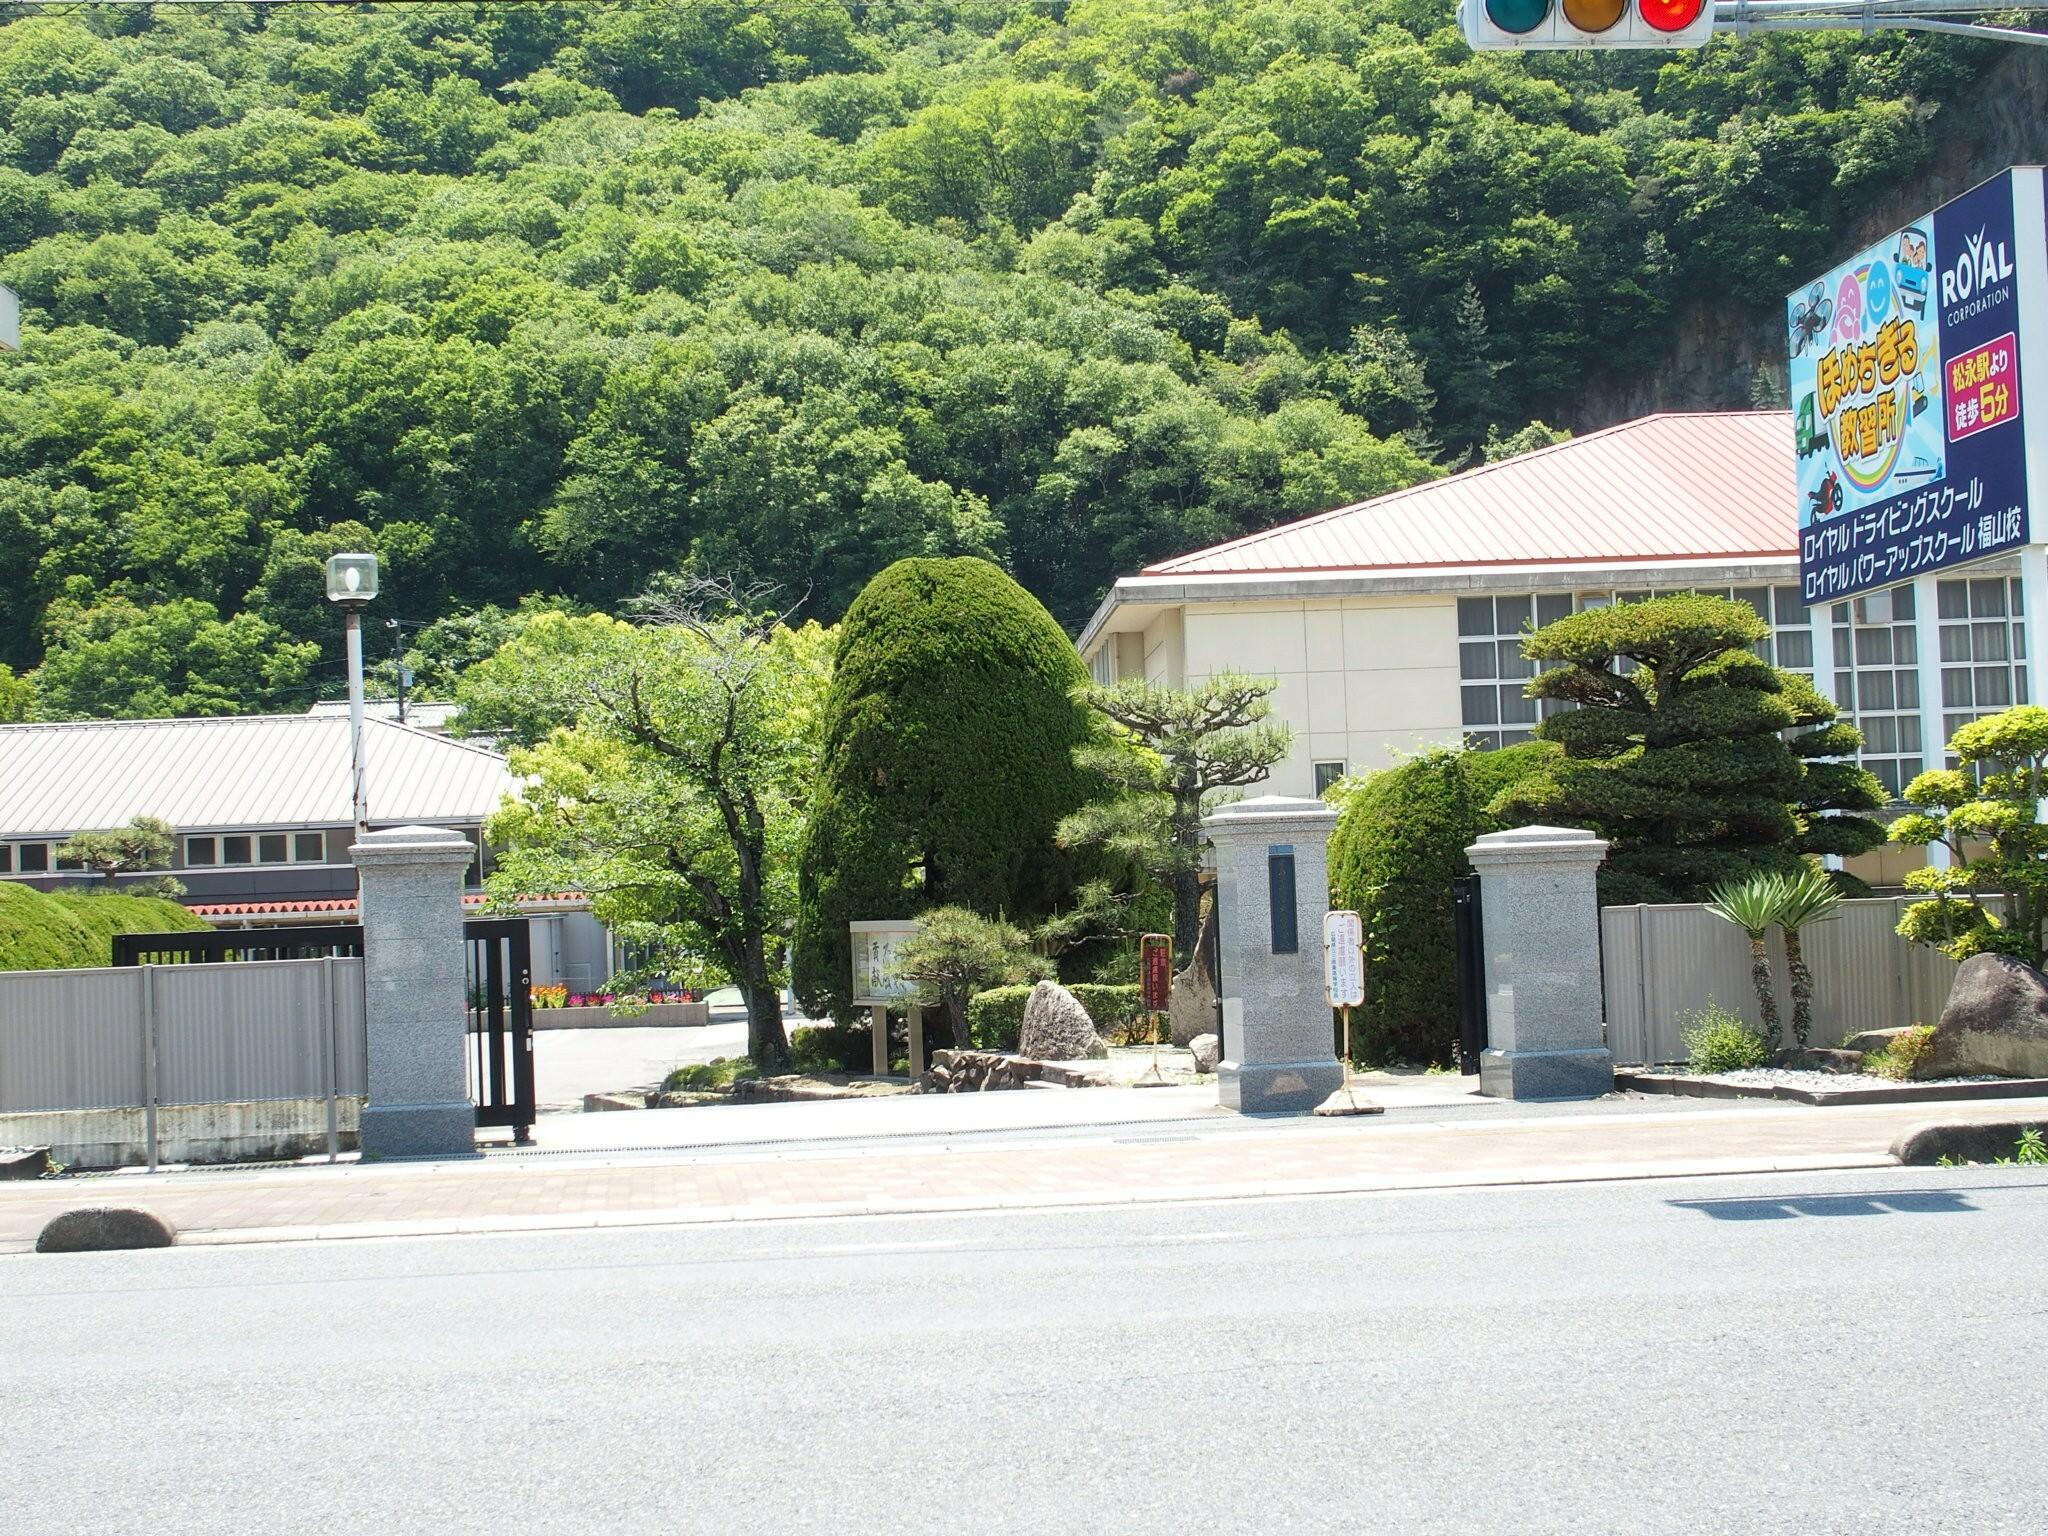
top-left (186, 836), bottom-right (216, 866)
top-left (258, 832), bottom-right (289, 864)
top-left (1832, 585), bottom-right (1922, 797)
top-left (0, 846), bottom-right (10, 875)
top-left (294, 831), bottom-right (326, 863)
top-left (1312, 760), bottom-right (1346, 797)
top-left (1937, 576), bottom-right (2027, 761)
top-left (222, 834), bottom-right (253, 865)
top-left (17, 843), bottom-right (48, 874)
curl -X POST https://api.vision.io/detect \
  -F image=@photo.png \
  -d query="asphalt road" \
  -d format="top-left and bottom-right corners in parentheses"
top-left (5, 1167), bottom-right (2045, 1535)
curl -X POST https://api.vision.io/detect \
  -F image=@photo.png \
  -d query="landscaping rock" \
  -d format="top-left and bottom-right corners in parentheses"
top-left (1844, 1027), bottom-right (1918, 1055)
top-left (1772, 1047), bottom-right (1865, 1074)
top-left (1892, 1117), bottom-right (2048, 1165)
top-left (1168, 957), bottom-right (1217, 1047)
top-left (1188, 1033), bottom-right (1222, 1074)
top-left (1018, 981), bottom-right (1107, 1061)
top-left (1928, 954), bottom-right (2048, 1079)
top-left (36, 1207), bottom-right (175, 1253)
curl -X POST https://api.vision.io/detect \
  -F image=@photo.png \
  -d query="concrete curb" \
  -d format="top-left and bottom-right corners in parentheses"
top-left (1618, 1071), bottom-right (2048, 1107)
top-left (148, 1151), bottom-right (1897, 1250)
top-left (1891, 1118), bottom-right (2048, 1165)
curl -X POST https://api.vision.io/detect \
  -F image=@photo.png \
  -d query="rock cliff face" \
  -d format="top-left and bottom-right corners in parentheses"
top-left (1571, 48), bottom-right (2048, 431)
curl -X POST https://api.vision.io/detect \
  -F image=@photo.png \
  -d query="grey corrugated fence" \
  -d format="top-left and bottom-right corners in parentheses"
top-left (1600, 897), bottom-right (1965, 1066)
top-left (0, 957), bottom-right (365, 1165)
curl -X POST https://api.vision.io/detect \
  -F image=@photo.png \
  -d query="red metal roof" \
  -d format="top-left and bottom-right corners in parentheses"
top-left (1142, 412), bottom-right (1796, 578)
top-left (187, 892), bottom-right (584, 920)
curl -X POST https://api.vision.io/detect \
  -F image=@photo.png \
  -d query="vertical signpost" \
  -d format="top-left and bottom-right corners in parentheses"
top-left (1316, 909), bottom-right (1381, 1116)
top-left (1136, 933), bottom-right (1172, 1087)
top-left (1791, 167), bottom-right (2048, 722)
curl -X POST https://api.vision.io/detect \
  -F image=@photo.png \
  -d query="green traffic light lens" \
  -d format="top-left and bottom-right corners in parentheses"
top-left (1484, 0), bottom-right (1552, 31)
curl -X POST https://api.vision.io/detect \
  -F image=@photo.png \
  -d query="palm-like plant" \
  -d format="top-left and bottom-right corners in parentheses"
top-left (1705, 873), bottom-right (1785, 1050)
top-left (1773, 863), bottom-right (1843, 1048)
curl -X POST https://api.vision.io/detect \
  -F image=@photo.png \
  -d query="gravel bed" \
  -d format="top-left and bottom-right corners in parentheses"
top-left (1704, 1068), bottom-right (2004, 1091)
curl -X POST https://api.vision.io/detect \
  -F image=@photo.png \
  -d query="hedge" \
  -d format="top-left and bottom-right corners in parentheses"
top-left (0, 883), bottom-right (208, 971)
top-left (792, 557), bottom-right (1102, 1022)
top-left (1326, 742), bottom-right (1555, 1067)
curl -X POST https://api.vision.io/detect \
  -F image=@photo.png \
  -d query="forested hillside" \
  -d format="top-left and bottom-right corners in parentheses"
top-left (0, 0), bottom-right (2004, 715)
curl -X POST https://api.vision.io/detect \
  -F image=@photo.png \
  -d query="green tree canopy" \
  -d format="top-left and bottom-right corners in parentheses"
top-left (793, 556), bottom-right (1103, 1023)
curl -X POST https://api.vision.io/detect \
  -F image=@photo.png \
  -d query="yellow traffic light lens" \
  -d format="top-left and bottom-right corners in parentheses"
top-left (1562, 0), bottom-right (1625, 28)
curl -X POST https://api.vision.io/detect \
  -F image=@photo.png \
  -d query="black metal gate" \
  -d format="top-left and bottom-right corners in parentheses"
top-left (116, 917), bottom-right (534, 1145)
top-left (464, 917), bottom-right (535, 1144)
top-left (1451, 874), bottom-right (1489, 1077)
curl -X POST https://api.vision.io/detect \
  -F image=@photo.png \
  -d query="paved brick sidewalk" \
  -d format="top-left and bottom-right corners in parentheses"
top-left (4, 1097), bottom-right (2042, 1252)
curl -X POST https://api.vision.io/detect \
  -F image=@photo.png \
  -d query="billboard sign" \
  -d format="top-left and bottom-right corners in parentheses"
top-left (1792, 168), bottom-right (2040, 604)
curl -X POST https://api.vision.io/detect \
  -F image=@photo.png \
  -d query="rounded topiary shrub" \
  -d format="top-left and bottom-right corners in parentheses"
top-left (1327, 741), bottom-right (1555, 1067)
top-left (792, 557), bottom-right (1101, 1023)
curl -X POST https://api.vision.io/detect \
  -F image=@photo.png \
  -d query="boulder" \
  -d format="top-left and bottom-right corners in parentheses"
top-left (1927, 953), bottom-right (2048, 1079)
top-left (1168, 958), bottom-right (1216, 1047)
top-left (1843, 1027), bottom-right (1918, 1055)
top-left (1018, 981), bottom-right (1107, 1061)
top-left (1189, 1033), bottom-right (1222, 1074)
top-left (36, 1207), bottom-right (175, 1253)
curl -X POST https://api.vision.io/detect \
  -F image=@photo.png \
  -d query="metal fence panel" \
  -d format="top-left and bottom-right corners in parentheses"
top-left (0, 968), bottom-right (148, 1112)
top-left (1599, 897), bottom-right (1966, 1065)
top-left (0, 957), bottom-right (365, 1114)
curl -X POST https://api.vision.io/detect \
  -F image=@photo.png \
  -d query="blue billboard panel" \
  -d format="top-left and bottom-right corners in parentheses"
top-left (1793, 170), bottom-right (2032, 604)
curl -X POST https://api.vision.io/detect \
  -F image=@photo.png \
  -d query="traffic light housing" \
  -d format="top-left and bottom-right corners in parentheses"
top-left (1460, 0), bottom-right (1715, 48)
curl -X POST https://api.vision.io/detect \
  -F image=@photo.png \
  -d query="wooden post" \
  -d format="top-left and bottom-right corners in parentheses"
top-left (870, 1003), bottom-right (888, 1077)
top-left (906, 1001), bottom-right (925, 1078)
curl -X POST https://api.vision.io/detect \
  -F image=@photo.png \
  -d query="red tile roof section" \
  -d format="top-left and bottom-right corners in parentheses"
top-left (187, 892), bottom-right (583, 919)
top-left (1142, 412), bottom-right (1796, 578)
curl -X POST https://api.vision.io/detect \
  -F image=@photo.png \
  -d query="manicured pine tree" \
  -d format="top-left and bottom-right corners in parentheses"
top-left (1494, 594), bottom-right (1883, 905)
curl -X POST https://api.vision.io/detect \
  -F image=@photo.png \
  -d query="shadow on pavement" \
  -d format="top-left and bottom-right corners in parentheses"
top-left (1669, 1189), bottom-right (1978, 1221)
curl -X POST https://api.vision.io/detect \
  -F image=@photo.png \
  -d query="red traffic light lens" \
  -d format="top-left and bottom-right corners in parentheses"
top-left (1639, 0), bottom-right (1703, 30)
top-left (1562, 0), bottom-right (1625, 28)
top-left (1484, 0), bottom-right (1552, 31)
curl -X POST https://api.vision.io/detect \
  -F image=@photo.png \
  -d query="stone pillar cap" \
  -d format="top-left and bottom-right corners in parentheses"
top-left (350, 824), bottom-right (477, 863)
top-left (1465, 823), bottom-right (1609, 861)
top-left (1202, 794), bottom-right (1339, 833)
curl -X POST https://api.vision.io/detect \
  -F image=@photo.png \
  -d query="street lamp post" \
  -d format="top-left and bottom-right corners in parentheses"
top-left (325, 553), bottom-right (380, 840)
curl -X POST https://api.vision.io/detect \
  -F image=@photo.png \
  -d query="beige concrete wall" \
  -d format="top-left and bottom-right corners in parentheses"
top-left (1180, 595), bottom-right (1464, 796)
top-left (1141, 608), bottom-right (1184, 688)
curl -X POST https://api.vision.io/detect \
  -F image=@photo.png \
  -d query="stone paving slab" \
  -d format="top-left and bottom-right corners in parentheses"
top-left (5, 1095), bottom-right (2045, 1254)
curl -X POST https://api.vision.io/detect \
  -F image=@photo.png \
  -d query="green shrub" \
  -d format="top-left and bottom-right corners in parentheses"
top-left (967, 984), bottom-right (1033, 1051)
top-left (0, 883), bottom-right (207, 971)
top-left (1327, 741), bottom-right (1556, 1066)
top-left (789, 1023), bottom-right (875, 1075)
top-left (1863, 1024), bottom-right (1936, 1081)
top-left (792, 557), bottom-right (1103, 1024)
top-left (1070, 983), bottom-right (1142, 1043)
top-left (662, 1057), bottom-right (761, 1092)
top-left (1681, 1002), bottom-right (1770, 1073)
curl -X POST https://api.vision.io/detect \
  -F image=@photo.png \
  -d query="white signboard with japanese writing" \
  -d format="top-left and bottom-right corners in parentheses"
top-left (0, 285), bottom-right (16, 353)
top-left (850, 919), bottom-right (920, 1006)
top-left (1324, 909), bottom-right (1364, 1008)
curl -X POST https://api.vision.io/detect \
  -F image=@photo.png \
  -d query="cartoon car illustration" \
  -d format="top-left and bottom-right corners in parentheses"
top-left (1895, 227), bottom-right (1931, 317)
top-left (1807, 470), bottom-right (1844, 520)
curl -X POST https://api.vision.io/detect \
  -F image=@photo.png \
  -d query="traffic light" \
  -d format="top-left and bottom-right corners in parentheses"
top-left (1460, 0), bottom-right (1715, 48)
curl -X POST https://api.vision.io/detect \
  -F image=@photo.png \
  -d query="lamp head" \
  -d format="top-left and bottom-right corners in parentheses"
top-left (324, 553), bottom-right (379, 606)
